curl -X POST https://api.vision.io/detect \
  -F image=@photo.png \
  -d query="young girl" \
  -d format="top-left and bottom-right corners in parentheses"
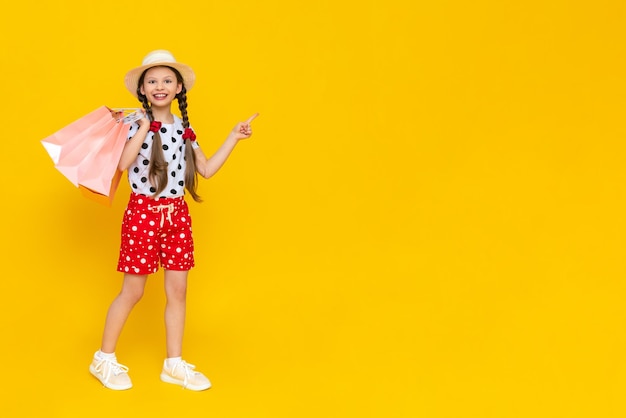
top-left (89, 50), bottom-right (257, 391)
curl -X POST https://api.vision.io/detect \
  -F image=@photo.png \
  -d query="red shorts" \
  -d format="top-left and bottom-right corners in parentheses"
top-left (117, 193), bottom-right (195, 275)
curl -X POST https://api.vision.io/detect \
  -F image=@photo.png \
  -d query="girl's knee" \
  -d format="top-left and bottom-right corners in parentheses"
top-left (164, 270), bottom-right (188, 302)
top-left (120, 275), bottom-right (147, 303)
top-left (165, 282), bottom-right (187, 302)
top-left (120, 286), bottom-right (144, 304)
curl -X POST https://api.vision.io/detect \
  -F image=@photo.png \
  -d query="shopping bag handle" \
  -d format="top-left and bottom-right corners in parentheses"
top-left (109, 108), bottom-right (144, 124)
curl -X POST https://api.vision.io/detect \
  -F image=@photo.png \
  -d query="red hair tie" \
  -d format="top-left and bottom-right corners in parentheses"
top-left (149, 121), bottom-right (162, 132)
top-left (182, 128), bottom-right (196, 141)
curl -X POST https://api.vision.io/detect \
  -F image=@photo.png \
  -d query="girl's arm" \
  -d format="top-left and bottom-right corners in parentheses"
top-left (118, 117), bottom-right (150, 171)
top-left (194, 114), bottom-right (258, 179)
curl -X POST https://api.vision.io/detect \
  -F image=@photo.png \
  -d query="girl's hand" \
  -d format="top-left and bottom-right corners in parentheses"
top-left (136, 109), bottom-right (149, 129)
top-left (231, 113), bottom-right (259, 140)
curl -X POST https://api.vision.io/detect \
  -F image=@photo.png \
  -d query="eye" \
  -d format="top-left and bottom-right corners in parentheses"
top-left (165, 79), bottom-right (173, 84)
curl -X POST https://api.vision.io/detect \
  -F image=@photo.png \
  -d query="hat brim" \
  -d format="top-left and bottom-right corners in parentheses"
top-left (124, 62), bottom-right (196, 98)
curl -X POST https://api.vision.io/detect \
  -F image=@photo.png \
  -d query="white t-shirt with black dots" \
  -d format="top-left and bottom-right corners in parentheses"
top-left (125, 115), bottom-right (200, 199)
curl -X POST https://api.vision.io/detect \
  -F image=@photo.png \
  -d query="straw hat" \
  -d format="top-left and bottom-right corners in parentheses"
top-left (124, 50), bottom-right (196, 97)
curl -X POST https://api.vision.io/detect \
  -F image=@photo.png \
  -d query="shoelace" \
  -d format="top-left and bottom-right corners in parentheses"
top-left (169, 360), bottom-right (198, 389)
top-left (94, 358), bottom-right (129, 385)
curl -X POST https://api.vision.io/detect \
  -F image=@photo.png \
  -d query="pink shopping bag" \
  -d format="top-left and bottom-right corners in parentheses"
top-left (41, 106), bottom-right (142, 205)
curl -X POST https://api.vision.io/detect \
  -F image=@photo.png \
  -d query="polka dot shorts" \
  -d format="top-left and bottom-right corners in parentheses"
top-left (117, 193), bottom-right (195, 275)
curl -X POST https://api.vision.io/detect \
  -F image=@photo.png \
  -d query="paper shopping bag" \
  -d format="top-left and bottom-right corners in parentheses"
top-left (53, 110), bottom-right (121, 187)
top-left (75, 116), bottom-right (128, 195)
top-left (75, 118), bottom-right (128, 206)
top-left (41, 106), bottom-right (142, 205)
top-left (41, 106), bottom-right (115, 166)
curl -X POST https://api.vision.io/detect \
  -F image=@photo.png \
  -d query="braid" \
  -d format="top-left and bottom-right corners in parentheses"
top-left (139, 94), bottom-right (152, 121)
top-left (177, 86), bottom-right (202, 202)
top-left (137, 86), bottom-right (168, 198)
top-left (178, 86), bottom-right (189, 128)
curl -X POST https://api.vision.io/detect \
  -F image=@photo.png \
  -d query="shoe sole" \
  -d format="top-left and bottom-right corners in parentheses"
top-left (89, 365), bottom-right (133, 390)
top-left (160, 372), bottom-right (211, 391)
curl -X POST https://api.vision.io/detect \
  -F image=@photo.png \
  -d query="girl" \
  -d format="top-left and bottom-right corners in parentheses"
top-left (89, 50), bottom-right (257, 391)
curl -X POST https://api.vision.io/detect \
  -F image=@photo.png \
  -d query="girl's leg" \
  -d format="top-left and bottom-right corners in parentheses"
top-left (160, 269), bottom-right (211, 391)
top-left (100, 273), bottom-right (148, 353)
top-left (163, 269), bottom-right (189, 357)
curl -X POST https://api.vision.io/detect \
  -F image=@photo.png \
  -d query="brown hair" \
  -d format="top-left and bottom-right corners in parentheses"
top-left (136, 66), bottom-right (201, 202)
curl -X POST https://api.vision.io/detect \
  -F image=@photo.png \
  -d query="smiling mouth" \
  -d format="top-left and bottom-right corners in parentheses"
top-left (153, 94), bottom-right (167, 99)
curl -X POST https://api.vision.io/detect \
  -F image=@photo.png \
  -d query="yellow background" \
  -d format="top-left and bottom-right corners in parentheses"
top-left (2, 0), bottom-right (626, 416)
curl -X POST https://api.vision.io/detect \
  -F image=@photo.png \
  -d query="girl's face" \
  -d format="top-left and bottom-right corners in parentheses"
top-left (140, 66), bottom-right (182, 107)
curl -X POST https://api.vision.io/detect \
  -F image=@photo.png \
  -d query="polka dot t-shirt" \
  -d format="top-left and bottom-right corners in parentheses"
top-left (126, 115), bottom-right (200, 199)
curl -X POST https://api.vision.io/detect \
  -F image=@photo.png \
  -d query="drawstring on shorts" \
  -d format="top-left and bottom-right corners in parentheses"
top-left (149, 203), bottom-right (175, 228)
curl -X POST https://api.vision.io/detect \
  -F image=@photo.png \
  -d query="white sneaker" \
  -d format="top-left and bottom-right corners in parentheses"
top-left (89, 352), bottom-right (132, 390)
top-left (160, 359), bottom-right (211, 391)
